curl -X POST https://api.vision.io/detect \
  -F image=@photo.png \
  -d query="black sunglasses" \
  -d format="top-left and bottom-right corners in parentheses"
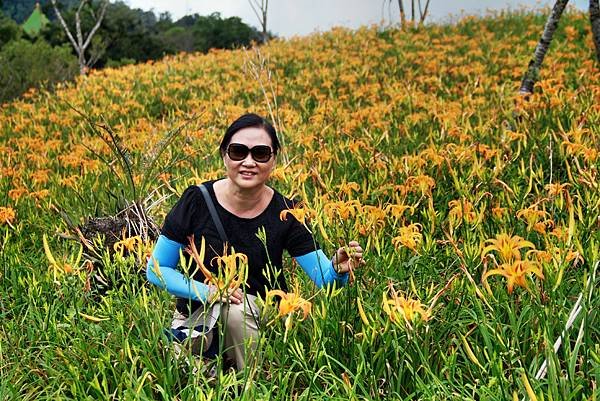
top-left (227, 143), bottom-right (274, 163)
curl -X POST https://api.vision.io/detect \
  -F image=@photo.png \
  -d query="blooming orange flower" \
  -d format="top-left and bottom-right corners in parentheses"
top-left (482, 233), bottom-right (535, 263)
top-left (482, 259), bottom-right (544, 293)
top-left (516, 206), bottom-right (551, 233)
top-left (385, 203), bottom-right (414, 219)
top-left (405, 175), bottom-right (436, 197)
top-left (280, 202), bottom-right (315, 226)
top-left (392, 223), bottom-right (422, 252)
top-left (185, 235), bottom-right (248, 297)
top-left (491, 204), bottom-right (507, 220)
top-left (448, 198), bottom-right (477, 227)
top-left (545, 182), bottom-right (570, 198)
top-left (113, 235), bottom-right (143, 255)
top-left (0, 207), bottom-right (16, 226)
top-left (382, 283), bottom-right (430, 329)
top-left (264, 285), bottom-right (312, 341)
top-left (265, 287), bottom-right (312, 321)
top-left (324, 200), bottom-right (361, 220)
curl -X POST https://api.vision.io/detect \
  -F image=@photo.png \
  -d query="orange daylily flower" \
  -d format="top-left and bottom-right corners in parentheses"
top-left (0, 207), bottom-right (16, 227)
top-left (265, 288), bottom-right (312, 321)
top-left (481, 233), bottom-right (535, 263)
top-left (264, 285), bottom-right (312, 341)
top-left (482, 259), bottom-right (544, 294)
top-left (324, 200), bottom-right (361, 220)
top-left (405, 175), bottom-right (436, 197)
top-left (113, 235), bottom-right (143, 255)
top-left (448, 198), bottom-right (477, 226)
top-left (382, 283), bottom-right (430, 329)
top-left (280, 202), bottom-right (315, 226)
top-left (392, 223), bottom-right (422, 252)
top-left (185, 235), bottom-right (248, 296)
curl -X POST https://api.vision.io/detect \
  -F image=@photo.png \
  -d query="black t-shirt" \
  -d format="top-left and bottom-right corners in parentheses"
top-left (161, 180), bottom-right (318, 314)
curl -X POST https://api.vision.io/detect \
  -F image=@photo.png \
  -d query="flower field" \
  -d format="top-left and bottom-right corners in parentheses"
top-left (1, 8), bottom-right (599, 400)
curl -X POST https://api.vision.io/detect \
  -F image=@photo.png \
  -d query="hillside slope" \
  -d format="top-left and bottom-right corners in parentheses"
top-left (0, 9), bottom-right (598, 400)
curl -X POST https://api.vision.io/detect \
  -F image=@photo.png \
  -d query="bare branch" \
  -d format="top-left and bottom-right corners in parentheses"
top-left (51, 0), bottom-right (109, 75)
top-left (419, 0), bottom-right (431, 25)
top-left (50, 0), bottom-right (80, 54)
top-left (247, 0), bottom-right (268, 43)
top-left (248, 0), bottom-right (262, 23)
top-left (398, 0), bottom-right (406, 28)
top-left (75, 2), bottom-right (84, 48)
top-left (81, 0), bottom-right (109, 52)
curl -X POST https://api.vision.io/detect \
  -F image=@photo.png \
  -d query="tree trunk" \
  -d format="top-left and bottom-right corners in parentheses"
top-left (248, 0), bottom-right (269, 43)
top-left (262, 0), bottom-right (268, 43)
top-left (591, 0), bottom-right (600, 62)
top-left (51, 0), bottom-right (108, 75)
top-left (519, 0), bottom-right (570, 94)
top-left (419, 0), bottom-right (431, 25)
top-left (398, 0), bottom-right (406, 29)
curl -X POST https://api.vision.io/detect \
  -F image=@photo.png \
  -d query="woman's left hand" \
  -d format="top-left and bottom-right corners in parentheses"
top-left (332, 241), bottom-right (364, 274)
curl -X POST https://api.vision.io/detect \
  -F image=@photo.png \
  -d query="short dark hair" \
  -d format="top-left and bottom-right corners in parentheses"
top-left (219, 113), bottom-right (280, 157)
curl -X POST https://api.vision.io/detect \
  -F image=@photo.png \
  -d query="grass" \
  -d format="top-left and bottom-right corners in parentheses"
top-left (0, 7), bottom-right (599, 400)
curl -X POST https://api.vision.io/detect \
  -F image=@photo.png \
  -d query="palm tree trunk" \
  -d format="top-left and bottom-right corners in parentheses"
top-left (591, 0), bottom-right (600, 62)
top-left (519, 0), bottom-right (570, 95)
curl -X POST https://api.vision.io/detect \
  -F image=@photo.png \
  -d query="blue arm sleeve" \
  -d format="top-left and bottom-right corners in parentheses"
top-left (294, 249), bottom-right (349, 288)
top-left (146, 235), bottom-right (209, 302)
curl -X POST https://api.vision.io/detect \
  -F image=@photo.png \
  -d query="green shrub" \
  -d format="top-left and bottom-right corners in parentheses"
top-left (0, 39), bottom-right (77, 103)
top-left (0, 11), bottom-right (22, 49)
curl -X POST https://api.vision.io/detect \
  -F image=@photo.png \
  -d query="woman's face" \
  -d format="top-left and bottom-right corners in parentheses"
top-left (223, 126), bottom-right (275, 191)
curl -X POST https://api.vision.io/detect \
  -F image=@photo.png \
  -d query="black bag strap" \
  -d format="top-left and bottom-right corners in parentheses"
top-left (198, 184), bottom-right (229, 244)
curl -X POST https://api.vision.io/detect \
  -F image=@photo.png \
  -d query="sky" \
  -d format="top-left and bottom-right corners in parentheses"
top-left (124, 0), bottom-right (588, 39)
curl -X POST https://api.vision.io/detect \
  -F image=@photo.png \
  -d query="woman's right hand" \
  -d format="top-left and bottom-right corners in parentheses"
top-left (209, 285), bottom-right (243, 304)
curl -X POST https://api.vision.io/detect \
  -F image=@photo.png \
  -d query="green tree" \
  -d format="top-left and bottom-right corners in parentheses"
top-left (0, 38), bottom-right (77, 103)
top-left (0, 10), bottom-right (22, 49)
top-left (184, 12), bottom-right (261, 53)
top-left (98, 1), bottom-right (167, 66)
top-left (1, 0), bottom-right (78, 23)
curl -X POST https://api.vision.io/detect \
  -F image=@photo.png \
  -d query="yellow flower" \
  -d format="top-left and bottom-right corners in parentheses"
top-left (324, 200), bottom-right (361, 220)
top-left (384, 203), bottom-right (414, 219)
top-left (8, 188), bottom-right (27, 201)
top-left (448, 198), bottom-right (477, 227)
top-left (264, 285), bottom-right (312, 342)
top-left (405, 174), bottom-right (436, 197)
top-left (265, 287), bottom-right (312, 321)
top-left (382, 283), bottom-right (430, 329)
top-left (211, 247), bottom-right (249, 294)
top-left (491, 205), bottom-right (507, 220)
top-left (336, 181), bottom-right (360, 197)
top-left (0, 207), bottom-right (16, 226)
top-left (392, 223), bottom-right (422, 252)
top-left (482, 259), bottom-right (544, 293)
top-left (113, 235), bottom-right (143, 255)
top-left (545, 182), bottom-right (570, 198)
top-left (517, 206), bottom-right (549, 232)
top-left (481, 233), bottom-right (535, 263)
top-left (185, 235), bottom-right (248, 296)
top-left (280, 202), bottom-right (315, 226)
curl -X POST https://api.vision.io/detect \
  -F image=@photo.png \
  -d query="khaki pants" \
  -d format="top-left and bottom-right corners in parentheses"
top-left (171, 294), bottom-right (261, 370)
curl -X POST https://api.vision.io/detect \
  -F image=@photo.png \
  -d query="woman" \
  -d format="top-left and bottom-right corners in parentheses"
top-left (147, 113), bottom-right (363, 370)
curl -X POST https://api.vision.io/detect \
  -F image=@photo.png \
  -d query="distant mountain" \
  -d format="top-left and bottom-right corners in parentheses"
top-left (1, 0), bottom-right (79, 23)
